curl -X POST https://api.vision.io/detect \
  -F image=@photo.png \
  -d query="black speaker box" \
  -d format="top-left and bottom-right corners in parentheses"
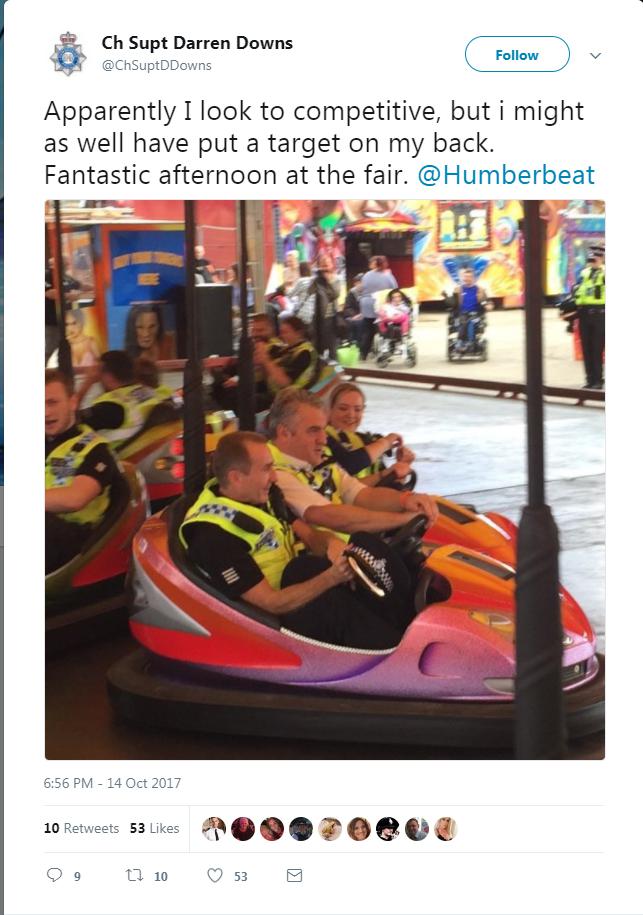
top-left (194, 284), bottom-right (234, 357)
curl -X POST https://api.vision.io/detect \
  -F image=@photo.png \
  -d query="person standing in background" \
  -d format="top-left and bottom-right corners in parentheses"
top-left (283, 249), bottom-right (301, 290)
top-left (574, 246), bottom-right (605, 389)
top-left (358, 256), bottom-right (397, 359)
top-left (45, 256), bottom-right (82, 363)
top-left (194, 244), bottom-right (215, 283)
top-left (308, 254), bottom-right (341, 359)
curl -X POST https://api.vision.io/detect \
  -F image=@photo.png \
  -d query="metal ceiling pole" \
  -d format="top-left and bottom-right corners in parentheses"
top-left (182, 200), bottom-right (206, 496)
top-left (236, 200), bottom-right (256, 430)
top-left (52, 200), bottom-right (72, 379)
top-left (515, 200), bottom-right (565, 759)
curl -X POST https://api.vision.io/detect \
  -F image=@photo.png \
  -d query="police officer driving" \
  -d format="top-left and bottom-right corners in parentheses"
top-left (45, 369), bottom-right (121, 574)
top-left (78, 350), bottom-right (172, 448)
top-left (180, 431), bottom-right (416, 649)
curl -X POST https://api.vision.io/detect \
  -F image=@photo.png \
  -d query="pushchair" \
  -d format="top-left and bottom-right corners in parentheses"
top-left (374, 294), bottom-right (419, 368)
top-left (447, 303), bottom-right (488, 361)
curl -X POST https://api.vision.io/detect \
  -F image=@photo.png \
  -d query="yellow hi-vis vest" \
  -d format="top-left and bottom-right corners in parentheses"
top-left (179, 482), bottom-right (297, 591)
top-left (45, 425), bottom-right (111, 526)
top-left (326, 425), bottom-right (385, 479)
top-left (268, 442), bottom-right (344, 504)
top-left (268, 442), bottom-right (350, 543)
top-left (268, 340), bottom-right (320, 394)
top-left (92, 384), bottom-right (167, 448)
top-left (575, 266), bottom-right (605, 306)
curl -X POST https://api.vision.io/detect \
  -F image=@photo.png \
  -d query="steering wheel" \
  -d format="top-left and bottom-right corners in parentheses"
top-left (379, 467), bottom-right (417, 492)
top-left (344, 515), bottom-right (429, 599)
top-left (344, 547), bottom-right (387, 598)
top-left (387, 514), bottom-right (429, 550)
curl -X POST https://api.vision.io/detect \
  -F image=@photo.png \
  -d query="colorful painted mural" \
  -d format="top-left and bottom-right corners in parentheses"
top-left (541, 200), bottom-right (605, 296)
top-left (278, 199), bottom-right (525, 305)
top-left (278, 199), bottom-right (604, 306)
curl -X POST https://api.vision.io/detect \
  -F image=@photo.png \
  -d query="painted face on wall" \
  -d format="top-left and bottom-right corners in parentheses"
top-left (135, 311), bottom-right (160, 350)
top-left (343, 200), bottom-right (401, 222)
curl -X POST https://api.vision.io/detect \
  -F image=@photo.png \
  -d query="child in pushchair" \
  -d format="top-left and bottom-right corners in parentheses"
top-left (375, 288), bottom-right (418, 367)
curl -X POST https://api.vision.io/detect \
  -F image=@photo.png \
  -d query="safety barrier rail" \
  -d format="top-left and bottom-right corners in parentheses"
top-left (344, 367), bottom-right (605, 406)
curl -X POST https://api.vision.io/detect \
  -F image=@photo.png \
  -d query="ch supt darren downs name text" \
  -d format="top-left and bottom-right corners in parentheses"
top-left (101, 35), bottom-right (294, 53)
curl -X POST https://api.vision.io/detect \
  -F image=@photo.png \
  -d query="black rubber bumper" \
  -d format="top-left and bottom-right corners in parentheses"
top-left (46, 592), bottom-right (128, 656)
top-left (107, 650), bottom-right (604, 751)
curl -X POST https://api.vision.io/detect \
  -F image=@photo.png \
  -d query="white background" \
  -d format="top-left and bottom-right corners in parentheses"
top-left (4, 1), bottom-right (642, 913)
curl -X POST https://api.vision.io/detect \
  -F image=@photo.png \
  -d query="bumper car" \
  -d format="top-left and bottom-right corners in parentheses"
top-left (46, 463), bottom-right (148, 654)
top-left (427, 497), bottom-right (517, 566)
top-left (108, 500), bottom-right (603, 749)
top-left (118, 404), bottom-right (237, 511)
top-left (108, 201), bottom-right (603, 753)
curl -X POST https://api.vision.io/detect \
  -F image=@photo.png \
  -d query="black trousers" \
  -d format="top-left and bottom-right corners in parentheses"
top-left (360, 318), bottom-right (378, 359)
top-left (280, 549), bottom-right (413, 651)
top-left (45, 513), bottom-right (91, 574)
top-left (313, 314), bottom-right (337, 360)
top-left (578, 308), bottom-right (605, 386)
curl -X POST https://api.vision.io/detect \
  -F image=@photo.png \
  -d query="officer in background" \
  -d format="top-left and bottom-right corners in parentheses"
top-left (574, 245), bottom-right (605, 389)
top-left (78, 350), bottom-right (171, 448)
top-left (45, 369), bottom-right (120, 574)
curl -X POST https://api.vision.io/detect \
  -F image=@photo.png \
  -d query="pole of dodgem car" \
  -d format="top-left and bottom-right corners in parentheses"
top-left (52, 200), bottom-right (73, 379)
top-left (236, 201), bottom-right (256, 431)
top-left (182, 200), bottom-right (207, 497)
top-left (515, 200), bottom-right (566, 759)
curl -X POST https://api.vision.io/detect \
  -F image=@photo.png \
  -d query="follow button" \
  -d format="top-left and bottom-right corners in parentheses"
top-left (465, 36), bottom-right (570, 72)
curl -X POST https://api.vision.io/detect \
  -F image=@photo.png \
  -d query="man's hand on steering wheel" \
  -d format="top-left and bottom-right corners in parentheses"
top-left (387, 461), bottom-right (413, 481)
top-left (326, 552), bottom-right (354, 586)
top-left (326, 536), bottom-right (348, 565)
top-left (400, 492), bottom-right (439, 526)
top-left (396, 445), bottom-right (416, 464)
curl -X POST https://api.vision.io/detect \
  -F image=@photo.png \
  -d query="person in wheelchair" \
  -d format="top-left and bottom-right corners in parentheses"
top-left (377, 289), bottom-right (412, 350)
top-left (180, 431), bottom-right (415, 650)
top-left (451, 267), bottom-right (488, 352)
top-left (45, 369), bottom-right (122, 575)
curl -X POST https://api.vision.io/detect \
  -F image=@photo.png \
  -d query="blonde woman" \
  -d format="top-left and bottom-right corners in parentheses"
top-left (434, 817), bottom-right (457, 841)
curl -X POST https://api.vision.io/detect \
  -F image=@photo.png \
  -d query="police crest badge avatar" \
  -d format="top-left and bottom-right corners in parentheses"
top-left (50, 32), bottom-right (87, 76)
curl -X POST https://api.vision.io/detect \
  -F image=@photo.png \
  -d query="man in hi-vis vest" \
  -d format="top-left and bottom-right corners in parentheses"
top-left (78, 350), bottom-right (169, 449)
top-left (266, 388), bottom-right (439, 537)
top-left (45, 369), bottom-right (121, 574)
top-left (574, 245), bottom-right (605, 390)
top-left (180, 431), bottom-right (415, 650)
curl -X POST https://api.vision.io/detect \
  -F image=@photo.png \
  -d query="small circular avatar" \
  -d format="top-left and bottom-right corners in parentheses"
top-left (376, 817), bottom-right (400, 841)
top-left (231, 817), bottom-right (255, 841)
top-left (202, 816), bottom-right (226, 841)
top-left (318, 817), bottom-right (342, 841)
top-left (347, 817), bottom-right (371, 841)
top-left (405, 817), bottom-right (429, 841)
top-left (289, 817), bottom-right (313, 842)
top-left (260, 817), bottom-right (284, 841)
top-left (434, 816), bottom-right (457, 841)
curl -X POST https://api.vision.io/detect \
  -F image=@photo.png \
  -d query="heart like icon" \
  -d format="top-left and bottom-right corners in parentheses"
top-left (207, 868), bottom-right (223, 884)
